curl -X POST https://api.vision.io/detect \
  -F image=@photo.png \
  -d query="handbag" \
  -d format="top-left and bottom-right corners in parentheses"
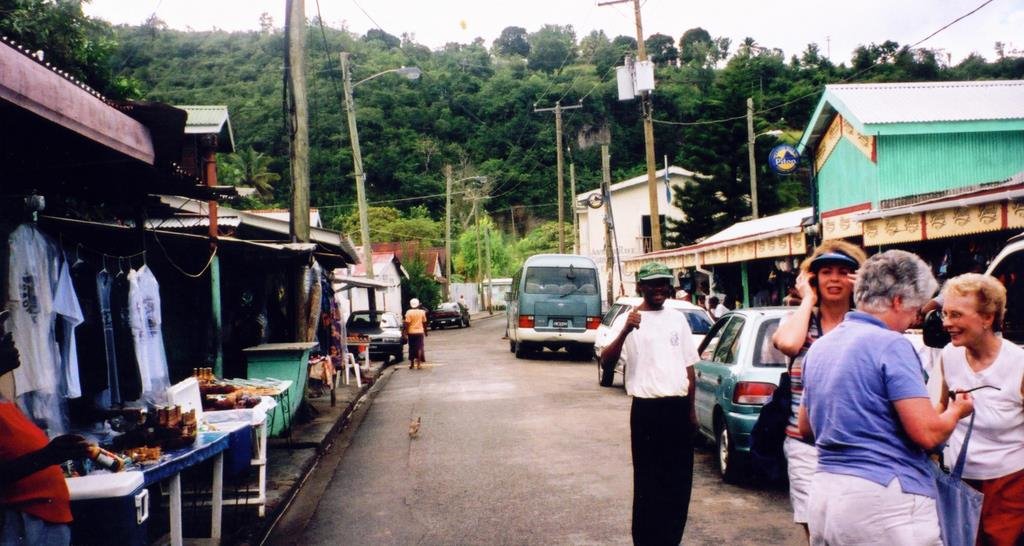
top-left (749, 367), bottom-right (792, 482)
top-left (931, 413), bottom-right (984, 546)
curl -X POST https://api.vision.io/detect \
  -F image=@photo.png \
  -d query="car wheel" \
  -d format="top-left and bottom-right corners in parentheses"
top-left (514, 341), bottom-right (532, 359)
top-left (509, 339), bottom-right (516, 353)
top-left (716, 419), bottom-right (742, 484)
top-left (393, 350), bottom-right (403, 364)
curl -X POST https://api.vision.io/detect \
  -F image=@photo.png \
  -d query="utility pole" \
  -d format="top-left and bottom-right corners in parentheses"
top-left (600, 0), bottom-right (661, 251)
top-left (285, 0), bottom-right (309, 243)
top-left (444, 164), bottom-right (452, 299)
top-left (473, 195), bottom-right (484, 309)
top-left (341, 51), bottom-right (374, 280)
top-left (484, 221), bottom-right (493, 314)
top-left (534, 100), bottom-right (582, 253)
top-left (569, 161), bottom-right (578, 254)
top-left (601, 144), bottom-right (615, 306)
top-left (747, 96), bottom-right (759, 219)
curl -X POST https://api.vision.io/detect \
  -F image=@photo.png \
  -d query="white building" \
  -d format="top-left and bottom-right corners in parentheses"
top-left (575, 166), bottom-right (705, 300)
top-left (341, 251), bottom-right (406, 315)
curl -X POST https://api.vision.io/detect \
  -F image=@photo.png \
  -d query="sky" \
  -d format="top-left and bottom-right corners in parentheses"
top-left (83, 0), bottom-right (1024, 65)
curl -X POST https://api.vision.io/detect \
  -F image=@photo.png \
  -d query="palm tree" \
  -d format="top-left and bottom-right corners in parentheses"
top-left (220, 147), bottom-right (280, 200)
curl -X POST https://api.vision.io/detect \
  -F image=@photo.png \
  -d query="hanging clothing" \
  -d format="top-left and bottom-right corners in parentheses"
top-left (128, 266), bottom-right (170, 403)
top-left (96, 269), bottom-right (122, 405)
top-left (302, 263), bottom-right (323, 343)
top-left (6, 224), bottom-right (75, 434)
top-left (111, 269), bottom-right (142, 402)
top-left (53, 259), bottom-right (82, 399)
top-left (69, 259), bottom-right (108, 396)
top-left (317, 274), bottom-right (346, 367)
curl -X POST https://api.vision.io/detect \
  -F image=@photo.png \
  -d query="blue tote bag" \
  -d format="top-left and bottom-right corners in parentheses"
top-left (931, 413), bottom-right (984, 546)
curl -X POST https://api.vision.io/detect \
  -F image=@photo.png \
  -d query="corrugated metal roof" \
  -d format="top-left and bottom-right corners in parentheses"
top-left (178, 105), bottom-right (235, 152)
top-left (825, 80), bottom-right (1024, 125)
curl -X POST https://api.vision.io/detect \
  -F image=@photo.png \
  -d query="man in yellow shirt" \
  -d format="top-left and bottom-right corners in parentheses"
top-left (404, 298), bottom-right (428, 369)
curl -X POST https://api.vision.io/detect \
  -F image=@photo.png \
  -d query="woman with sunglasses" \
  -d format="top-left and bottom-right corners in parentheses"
top-left (771, 240), bottom-right (866, 538)
top-left (938, 273), bottom-right (1024, 546)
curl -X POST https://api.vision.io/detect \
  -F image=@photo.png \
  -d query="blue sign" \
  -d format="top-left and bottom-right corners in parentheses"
top-left (768, 144), bottom-right (800, 175)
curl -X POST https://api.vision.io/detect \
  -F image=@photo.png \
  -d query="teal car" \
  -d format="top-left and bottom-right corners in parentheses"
top-left (694, 308), bottom-right (791, 483)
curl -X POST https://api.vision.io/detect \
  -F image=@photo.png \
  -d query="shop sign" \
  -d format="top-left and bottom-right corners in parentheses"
top-left (1008, 199), bottom-right (1024, 229)
top-left (822, 213), bottom-right (863, 240)
top-left (925, 203), bottom-right (1002, 239)
top-left (863, 213), bottom-right (923, 245)
top-left (755, 233), bottom-right (792, 259)
top-left (728, 242), bottom-right (757, 263)
top-left (768, 145), bottom-right (800, 175)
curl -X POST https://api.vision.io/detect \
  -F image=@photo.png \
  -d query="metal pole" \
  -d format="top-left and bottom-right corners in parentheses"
top-left (444, 164), bottom-right (452, 299)
top-left (484, 221), bottom-right (493, 314)
top-left (747, 96), bottom-right (759, 219)
top-left (341, 52), bottom-right (375, 280)
top-left (474, 198), bottom-right (483, 310)
top-left (570, 161), bottom-right (578, 254)
top-left (555, 101), bottom-right (565, 253)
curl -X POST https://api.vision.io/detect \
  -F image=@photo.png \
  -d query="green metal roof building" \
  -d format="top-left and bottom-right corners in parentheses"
top-left (797, 80), bottom-right (1024, 245)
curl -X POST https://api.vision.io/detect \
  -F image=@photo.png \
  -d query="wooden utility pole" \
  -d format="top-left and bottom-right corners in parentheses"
top-left (285, 0), bottom-right (309, 243)
top-left (569, 162), bottom-right (578, 254)
top-left (601, 145), bottom-right (615, 305)
top-left (534, 100), bottom-right (582, 253)
top-left (473, 195), bottom-right (484, 308)
top-left (747, 96), bottom-right (759, 219)
top-left (444, 164), bottom-right (453, 299)
top-left (599, 0), bottom-right (661, 251)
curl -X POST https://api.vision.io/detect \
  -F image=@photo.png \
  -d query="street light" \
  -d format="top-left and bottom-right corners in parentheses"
top-left (341, 52), bottom-right (421, 280)
top-left (746, 96), bottom-right (783, 220)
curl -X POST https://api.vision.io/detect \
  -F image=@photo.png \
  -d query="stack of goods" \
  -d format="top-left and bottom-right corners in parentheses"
top-left (199, 381), bottom-right (262, 411)
top-left (153, 405), bottom-right (197, 450)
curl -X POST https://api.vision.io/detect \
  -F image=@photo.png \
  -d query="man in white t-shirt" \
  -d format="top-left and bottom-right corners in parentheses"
top-left (600, 261), bottom-right (700, 545)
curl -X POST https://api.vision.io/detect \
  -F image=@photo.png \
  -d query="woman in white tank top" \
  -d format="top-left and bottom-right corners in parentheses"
top-left (938, 273), bottom-right (1024, 546)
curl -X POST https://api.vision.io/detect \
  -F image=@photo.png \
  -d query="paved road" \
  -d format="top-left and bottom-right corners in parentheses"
top-left (286, 315), bottom-right (803, 545)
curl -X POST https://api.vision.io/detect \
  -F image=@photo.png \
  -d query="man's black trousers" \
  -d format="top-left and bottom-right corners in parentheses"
top-left (630, 396), bottom-right (694, 546)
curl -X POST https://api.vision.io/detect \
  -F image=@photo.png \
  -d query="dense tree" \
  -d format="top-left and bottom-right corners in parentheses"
top-left (493, 26), bottom-right (530, 57)
top-left (679, 27), bottom-right (712, 65)
top-left (645, 33), bottom-right (678, 66)
top-left (527, 24), bottom-right (577, 74)
top-left (364, 28), bottom-right (401, 50)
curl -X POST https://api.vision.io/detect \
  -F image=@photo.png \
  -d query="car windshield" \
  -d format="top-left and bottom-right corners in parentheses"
top-left (675, 309), bottom-right (712, 335)
top-left (753, 318), bottom-right (788, 367)
top-left (524, 266), bottom-right (598, 295)
top-left (436, 303), bottom-right (460, 312)
top-left (349, 312), bottom-right (399, 328)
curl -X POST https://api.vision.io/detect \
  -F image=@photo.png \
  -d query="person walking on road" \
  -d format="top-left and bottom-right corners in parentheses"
top-left (404, 298), bottom-right (428, 370)
top-left (937, 273), bottom-right (1024, 546)
top-left (600, 262), bottom-right (700, 546)
top-left (771, 240), bottom-right (866, 538)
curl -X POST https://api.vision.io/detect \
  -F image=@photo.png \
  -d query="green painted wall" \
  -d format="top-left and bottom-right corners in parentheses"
top-left (878, 131), bottom-right (1024, 200)
top-left (818, 130), bottom-right (1024, 213)
top-left (817, 138), bottom-right (879, 212)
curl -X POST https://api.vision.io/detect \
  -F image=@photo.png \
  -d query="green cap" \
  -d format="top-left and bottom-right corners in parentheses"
top-left (636, 262), bottom-right (674, 282)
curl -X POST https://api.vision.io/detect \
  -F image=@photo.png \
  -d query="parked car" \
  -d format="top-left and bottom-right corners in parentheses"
top-left (345, 310), bottom-right (405, 364)
top-left (593, 297), bottom-right (714, 385)
top-left (986, 233), bottom-right (1023, 346)
top-left (429, 302), bottom-right (470, 329)
top-left (506, 254), bottom-right (602, 359)
top-left (694, 307), bottom-right (791, 482)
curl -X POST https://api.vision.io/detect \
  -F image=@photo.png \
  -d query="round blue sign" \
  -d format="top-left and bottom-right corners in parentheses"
top-left (768, 144), bottom-right (800, 175)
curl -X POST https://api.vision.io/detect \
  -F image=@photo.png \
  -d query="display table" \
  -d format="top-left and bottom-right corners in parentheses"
top-left (204, 396), bottom-right (276, 517)
top-left (243, 342), bottom-right (317, 437)
top-left (145, 431), bottom-right (230, 546)
top-left (66, 431), bottom-right (230, 546)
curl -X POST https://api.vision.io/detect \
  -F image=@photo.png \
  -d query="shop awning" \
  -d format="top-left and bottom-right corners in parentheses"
top-left (624, 208), bottom-right (812, 273)
top-left (853, 178), bottom-right (1024, 246)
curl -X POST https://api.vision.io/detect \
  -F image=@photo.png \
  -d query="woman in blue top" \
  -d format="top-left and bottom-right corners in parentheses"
top-left (798, 250), bottom-right (974, 546)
